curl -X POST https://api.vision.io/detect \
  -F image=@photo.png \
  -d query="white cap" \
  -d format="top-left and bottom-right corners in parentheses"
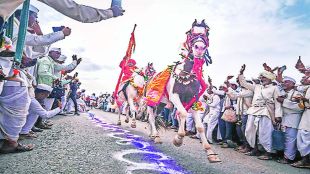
top-left (17, 4), bottom-right (39, 14)
top-left (283, 76), bottom-right (296, 84)
top-left (49, 47), bottom-right (61, 53)
top-left (36, 84), bottom-right (53, 92)
top-left (57, 55), bottom-right (67, 61)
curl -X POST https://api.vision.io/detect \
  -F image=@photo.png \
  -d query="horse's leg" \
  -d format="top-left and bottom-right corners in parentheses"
top-left (128, 97), bottom-right (137, 128)
top-left (147, 106), bottom-right (162, 144)
top-left (117, 105), bottom-right (122, 125)
top-left (169, 93), bottom-right (187, 147)
top-left (124, 103), bottom-right (129, 123)
top-left (192, 111), bottom-right (221, 163)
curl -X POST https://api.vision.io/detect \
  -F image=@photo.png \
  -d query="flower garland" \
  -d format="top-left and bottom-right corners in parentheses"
top-left (191, 101), bottom-right (204, 111)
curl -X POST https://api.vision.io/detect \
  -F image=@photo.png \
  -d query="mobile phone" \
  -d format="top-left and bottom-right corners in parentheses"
top-left (111, 0), bottom-right (122, 8)
top-left (52, 26), bottom-right (65, 32)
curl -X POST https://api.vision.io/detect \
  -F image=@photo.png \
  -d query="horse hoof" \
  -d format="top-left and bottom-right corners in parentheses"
top-left (125, 119), bottom-right (129, 123)
top-left (173, 135), bottom-right (183, 147)
top-left (178, 132), bottom-right (186, 137)
top-left (154, 137), bottom-right (162, 144)
top-left (204, 143), bottom-right (211, 150)
top-left (117, 120), bottom-right (121, 125)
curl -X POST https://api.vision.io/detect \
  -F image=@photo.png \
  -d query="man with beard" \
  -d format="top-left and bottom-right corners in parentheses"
top-left (238, 64), bottom-right (283, 160)
top-left (276, 76), bottom-right (303, 164)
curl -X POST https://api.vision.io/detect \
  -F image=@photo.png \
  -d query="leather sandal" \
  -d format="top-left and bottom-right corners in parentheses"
top-left (0, 142), bottom-right (34, 154)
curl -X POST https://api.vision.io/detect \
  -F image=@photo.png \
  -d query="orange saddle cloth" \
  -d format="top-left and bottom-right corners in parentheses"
top-left (145, 68), bottom-right (171, 106)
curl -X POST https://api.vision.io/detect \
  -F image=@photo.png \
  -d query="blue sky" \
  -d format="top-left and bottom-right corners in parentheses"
top-left (32, 0), bottom-right (310, 95)
top-left (280, 0), bottom-right (310, 27)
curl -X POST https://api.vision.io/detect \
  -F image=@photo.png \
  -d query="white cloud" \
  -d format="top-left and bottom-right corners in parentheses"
top-left (32, 0), bottom-right (310, 94)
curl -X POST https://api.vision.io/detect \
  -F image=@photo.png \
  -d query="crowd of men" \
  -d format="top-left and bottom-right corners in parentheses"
top-left (156, 61), bottom-right (309, 169)
top-left (92, 57), bottom-right (309, 169)
top-left (0, 1), bottom-right (123, 154)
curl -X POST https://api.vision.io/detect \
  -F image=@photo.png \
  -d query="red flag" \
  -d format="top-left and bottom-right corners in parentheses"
top-left (113, 24), bottom-right (137, 100)
top-left (125, 29), bottom-right (136, 59)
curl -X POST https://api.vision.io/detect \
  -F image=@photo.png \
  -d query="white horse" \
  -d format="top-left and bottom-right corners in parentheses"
top-left (145, 20), bottom-right (221, 163)
top-left (116, 70), bottom-right (145, 128)
top-left (116, 63), bottom-right (157, 128)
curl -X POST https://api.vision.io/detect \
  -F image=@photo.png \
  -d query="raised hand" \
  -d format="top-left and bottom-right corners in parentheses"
top-left (110, 6), bottom-right (125, 17)
top-left (295, 56), bottom-right (305, 73)
top-left (58, 100), bottom-right (62, 109)
top-left (77, 58), bottom-right (82, 65)
top-left (263, 63), bottom-right (272, 72)
top-left (62, 27), bottom-right (71, 37)
top-left (240, 64), bottom-right (246, 75)
top-left (72, 55), bottom-right (77, 61)
top-left (226, 75), bottom-right (234, 81)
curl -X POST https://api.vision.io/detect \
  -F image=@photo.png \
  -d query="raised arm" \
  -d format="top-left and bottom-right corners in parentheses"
top-left (37, 0), bottom-right (124, 23)
top-left (238, 64), bottom-right (255, 91)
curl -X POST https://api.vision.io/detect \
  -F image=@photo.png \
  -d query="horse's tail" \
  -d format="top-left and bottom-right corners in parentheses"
top-left (155, 115), bottom-right (167, 131)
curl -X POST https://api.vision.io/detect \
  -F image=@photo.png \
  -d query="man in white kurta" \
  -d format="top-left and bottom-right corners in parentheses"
top-left (202, 89), bottom-right (221, 143)
top-left (20, 84), bottom-right (61, 139)
top-left (238, 65), bottom-right (283, 160)
top-left (0, 4), bottom-right (68, 153)
top-left (276, 76), bottom-right (303, 163)
top-left (291, 74), bottom-right (310, 168)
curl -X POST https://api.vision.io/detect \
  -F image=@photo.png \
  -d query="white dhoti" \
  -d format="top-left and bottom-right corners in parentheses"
top-left (0, 86), bottom-right (30, 141)
top-left (66, 98), bottom-right (74, 112)
top-left (20, 98), bottom-right (41, 134)
top-left (297, 129), bottom-right (310, 157)
top-left (61, 95), bottom-right (66, 112)
top-left (21, 98), bottom-right (60, 134)
top-left (77, 98), bottom-right (86, 112)
top-left (245, 115), bottom-right (274, 153)
top-left (186, 113), bottom-right (195, 132)
top-left (284, 127), bottom-right (298, 160)
top-left (203, 111), bottom-right (219, 143)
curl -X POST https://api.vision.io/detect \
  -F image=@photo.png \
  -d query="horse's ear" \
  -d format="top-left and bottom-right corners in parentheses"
top-left (192, 19), bottom-right (197, 27)
top-left (201, 19), bottom-right (205, 24)
top-left (201, 19), bottom-right (206, 27)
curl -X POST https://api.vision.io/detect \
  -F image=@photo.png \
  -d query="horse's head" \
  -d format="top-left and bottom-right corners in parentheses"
top-left (132, 68), bottom-right (147, 87)
top-left (184, 19), bottom-right (212, 65)
top-left (145, 62), bottom-right (156, 79)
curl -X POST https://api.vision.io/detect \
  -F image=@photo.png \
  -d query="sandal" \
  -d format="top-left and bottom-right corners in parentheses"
top-left (277, 158), bottom-right (292, 164)
top-left (190, 135), bottom-right (200, 139)
top-left (207, 153), bottom-right (222, 163)
top-left (19, 133), bottom-right (37, 140)
top-left (0, 143), bottom-right (34, 154)
top-left (245, 150), bottom-right (259, 156)
top-left (291, 160), bottom-right (310, 169)
top-left (258, 155), bottom-right (272, 160)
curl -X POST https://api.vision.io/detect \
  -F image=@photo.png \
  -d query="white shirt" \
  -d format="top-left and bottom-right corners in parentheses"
top-left (29, 98), bottom-right (60, 119)
top-left (281, 89), bottom-right (304, 129)
top-left (239, 74), bottom-right (283, 125)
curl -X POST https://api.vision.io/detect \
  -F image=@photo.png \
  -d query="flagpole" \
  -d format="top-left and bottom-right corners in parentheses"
top-left (113, 24), bottom-right (137, 101)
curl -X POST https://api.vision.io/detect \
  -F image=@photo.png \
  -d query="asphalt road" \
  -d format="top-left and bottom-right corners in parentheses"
top-left (0, 110), bottom-right (309, 174)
